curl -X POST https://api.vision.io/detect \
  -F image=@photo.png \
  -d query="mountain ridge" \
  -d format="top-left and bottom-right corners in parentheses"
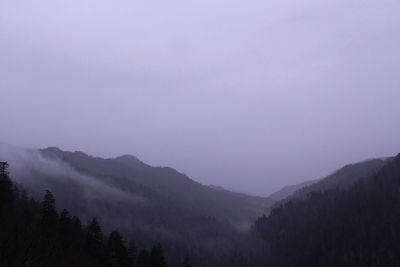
top-left (267, 157), bottom-right (391, 213)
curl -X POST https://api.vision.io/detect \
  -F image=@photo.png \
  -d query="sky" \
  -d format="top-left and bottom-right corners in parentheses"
top-left (1, 0), bottom-right (400, 196)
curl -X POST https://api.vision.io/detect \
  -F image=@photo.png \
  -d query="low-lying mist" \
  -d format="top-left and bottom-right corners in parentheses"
top-left (0, 145), bottom-right (150, 228)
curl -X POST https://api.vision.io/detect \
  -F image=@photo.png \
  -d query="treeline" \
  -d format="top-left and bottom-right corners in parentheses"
top-left (0, 162), bottom-right (180, 267)
top-left (254, 154), bottom-right (400, 267)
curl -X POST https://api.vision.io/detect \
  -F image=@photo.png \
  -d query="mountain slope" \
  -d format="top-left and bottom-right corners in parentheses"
top-left (255, 153), bottom-right (400, 266)
top-left (0, 146), bottom-right (274, 266)
top-left (0, 163), bottom-right (169, 267)
top-left (268, 179), bottom-right (319, 201)
top-left (39, 147), bottom-right (273, 223)
top-left (291, 158), bottom-right (390, 200)
top-left (268, 158), bottom-right (389, 210)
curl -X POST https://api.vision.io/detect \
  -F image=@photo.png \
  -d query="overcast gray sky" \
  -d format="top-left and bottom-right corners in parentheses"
top-left (1, 0), bottom-right (400, 195)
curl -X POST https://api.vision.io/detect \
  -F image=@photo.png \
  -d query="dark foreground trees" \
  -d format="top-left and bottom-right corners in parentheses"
top-left (0, 162), bottom-right (168, 267)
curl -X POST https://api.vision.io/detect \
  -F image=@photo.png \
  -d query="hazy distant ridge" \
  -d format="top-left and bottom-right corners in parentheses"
top-left (267, 158), bottom-right (390, 211)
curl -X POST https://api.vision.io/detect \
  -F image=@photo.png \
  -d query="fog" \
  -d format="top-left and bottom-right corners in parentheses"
top-left (0, 145), bottom-right (149, 225)
top-left (1, 0), bottom-right (400, 195)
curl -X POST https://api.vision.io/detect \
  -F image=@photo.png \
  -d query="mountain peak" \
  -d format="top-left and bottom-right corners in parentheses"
top-left (115, 154), bottom-right (140, 161)
top-left (113, 154), bottom-right (147, 167)
top-left (41, 146), bottom-right (64, 159)
top-left (43, 146), bottom-right (62, 153)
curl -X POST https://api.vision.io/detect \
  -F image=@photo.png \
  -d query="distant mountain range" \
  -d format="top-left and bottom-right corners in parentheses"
top-left (0, 146), bottom-right (274, 265)
top-left (0, 144), bottom-right (396, 266)
top-left (39, 147), bottom-right (274, 223)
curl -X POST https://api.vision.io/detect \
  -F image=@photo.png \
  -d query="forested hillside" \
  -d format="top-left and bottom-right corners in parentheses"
top-left (0, 162), bottom-right (171, 267)
top-left (267, 158), bottom-right (388, 211)
top-left (1, 147), bottom-right (272, 266)
top-left (290, 158), bottom-right (389, 200)
top-left (39, 147), bottom-right (273, 223)
top-left (255, 154), bottom-right (400, 266)
top-left (3, 145), bottom-right (400, 267)
top-left (268, 179), bottom-right (318, 201)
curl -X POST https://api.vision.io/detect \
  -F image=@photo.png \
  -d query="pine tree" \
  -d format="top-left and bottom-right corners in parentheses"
top-left (150, 243), bottom-right (167, 267)
top-left (59, 209), bottom-right (73, 247)
top-left (137, 249), bottom-right (150, 267)
top-left (70, 215), bottom-right (83, 246)
top-left (183, 254), bottom-right (192, 267)
top-left (0, 162), bottom-right (13, 209)
top-left (72, 216), bottom-right (83, 234)
top-left (41, 189), bottom-right (59, 234)
top-left (128, 240), bottom-right (137, 266)
top-left (85, 217), bottom-right (105, 259)
top-left (59, 209), bottom-right (72, 229)
top-left (108, 230), bottom-right (129, 267)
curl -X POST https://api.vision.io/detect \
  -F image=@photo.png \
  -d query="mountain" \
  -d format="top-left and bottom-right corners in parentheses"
top-left (268, 158), bottom-right (389, 210)
top-left (268, 179), bottom-right (319, 201)
top-left (39, 147), bottom-right (274, 223)
top-left (0, 146), bottom-right (274, 266)
top-left (254, 153), bottom-right (400, 266)
top-left (290, 158), bottom-right (390, 199)
top-left (0, 164), bottom-right (168, 267)
top-left (2, 144), bottom-right (398, 266)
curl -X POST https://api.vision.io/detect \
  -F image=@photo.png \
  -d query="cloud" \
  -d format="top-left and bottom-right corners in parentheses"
top-left (0, 144), bottom-right (149, 204)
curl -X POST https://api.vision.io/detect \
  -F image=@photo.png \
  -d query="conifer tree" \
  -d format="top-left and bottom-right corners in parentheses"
top-left (85, 217), bottom-right (105, 259)
top-left (41, 189), bottom-right (59, 233)
top-left (137, 249), bottom-right (150, 267)
top-left (0, 162), bottom-right (13, 209)
top-left (59, 209), bottom-right (73, 247)
top-left (108, 230), bottom-right (130, 267)
top-left (128, 240), bottom-right (137, 266)
top-left (150, 243), bottom-right (167, 267)
top-left (183, 254), bottom-right (192, 267)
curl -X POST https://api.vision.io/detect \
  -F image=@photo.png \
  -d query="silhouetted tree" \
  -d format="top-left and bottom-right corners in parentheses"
top-left (58, 208), bottom-right (73, 248)
top-left (150, 243), bottom-right (167, 267)
top-left (128, 240), bottom-right (137, 265)
top-left (85, 217), bottom-right (106, 262)
top-left (108, 230), bottom-right (130, 267)
top-left (59, 209), bottom-right (72, 229)
top-left (71, 215), bottom-right (83, 233)
top-left (182, 254), bottom-right (191, 267)
top-left (0, 162), bottom-right (13, 209)
top-left (137, 249), bottom-right (151, 267)
top-left (41, 189), bottom-right (59, 234)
